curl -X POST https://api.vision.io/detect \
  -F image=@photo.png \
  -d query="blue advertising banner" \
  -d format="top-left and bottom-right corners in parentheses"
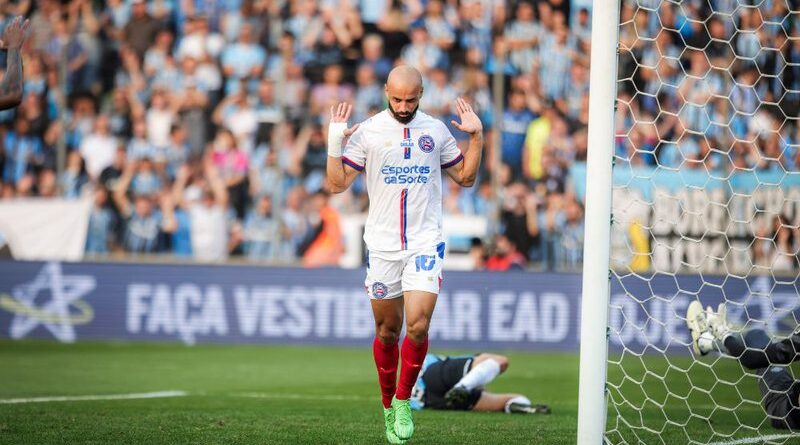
top-left (0, 261), bottom-right (796, 352)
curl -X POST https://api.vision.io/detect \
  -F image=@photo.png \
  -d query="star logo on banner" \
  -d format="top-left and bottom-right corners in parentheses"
top-left (0, 262), bottom-right (96, 343)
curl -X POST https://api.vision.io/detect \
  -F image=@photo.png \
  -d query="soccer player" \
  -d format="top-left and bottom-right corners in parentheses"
top-left (0, 17), bottom-right (29, 110)
top-left (687, 301), bottom-right (800, 429)
top-left (326, 65), bottom-right (483, 444)
top-left (410, 352), bottom-right (551, 415)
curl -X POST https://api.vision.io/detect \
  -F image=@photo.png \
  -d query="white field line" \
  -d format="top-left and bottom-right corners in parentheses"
top-left (234, 392), bottom-right (378, 402)
top-left (0, 390), bottom-right (187, 404)
top-left (708, 433), bottom-right (800, 445)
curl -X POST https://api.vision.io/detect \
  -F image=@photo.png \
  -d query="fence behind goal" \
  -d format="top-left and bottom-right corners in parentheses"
top-left (589, 0), bottom-right (800, 443)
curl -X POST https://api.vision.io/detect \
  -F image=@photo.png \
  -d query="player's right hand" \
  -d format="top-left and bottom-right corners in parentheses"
top-left (0, 17), bottom-right (30, 50)
top-left (330, 102), bottom-right (360, 137)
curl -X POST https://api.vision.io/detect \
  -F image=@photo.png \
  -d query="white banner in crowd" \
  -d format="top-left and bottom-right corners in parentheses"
top-left (0, 198), bottom-right (91, 261)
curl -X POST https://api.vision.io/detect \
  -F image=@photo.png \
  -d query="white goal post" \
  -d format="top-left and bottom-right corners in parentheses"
top-left (576, 0), bottom-right (622, 443)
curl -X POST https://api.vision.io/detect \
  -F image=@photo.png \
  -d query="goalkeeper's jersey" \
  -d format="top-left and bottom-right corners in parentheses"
top-left (341, 110), bottom-right (464, 252)
top-left (410, 354), bottom-right (442, 410)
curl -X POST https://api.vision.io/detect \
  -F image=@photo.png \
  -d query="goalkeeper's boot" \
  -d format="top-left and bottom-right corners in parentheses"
top-left (508, 402), bottom-right (551, 414)
top-left (392, 396), bottom-right (414, 440)
top-left (444, 385), bottom-right (472, 410)
top-left (686, 300), bottom-right (714, 356)
top-left (708, 303), bottom-right (731, 342)
top-left (383, 407), bottom-right (406, 444)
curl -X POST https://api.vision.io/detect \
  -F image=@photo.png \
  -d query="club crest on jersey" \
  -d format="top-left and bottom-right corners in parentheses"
top-left (418, 135), bottom-right (435, 153)
top-left (372, 282), bottom-right (389, 299)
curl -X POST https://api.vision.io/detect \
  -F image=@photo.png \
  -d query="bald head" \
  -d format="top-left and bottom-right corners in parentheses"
top-left (387, 65), bottom-right (423, 91)
top-left (385, 65), bottom-right (423, 124)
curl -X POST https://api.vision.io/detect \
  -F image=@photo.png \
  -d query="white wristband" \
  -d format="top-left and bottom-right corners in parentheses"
top-left (327, 122), bottom-right (347, 157)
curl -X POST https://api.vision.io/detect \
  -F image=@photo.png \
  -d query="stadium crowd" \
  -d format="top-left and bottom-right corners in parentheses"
top-left (0, 0), bottom-right (797, 271)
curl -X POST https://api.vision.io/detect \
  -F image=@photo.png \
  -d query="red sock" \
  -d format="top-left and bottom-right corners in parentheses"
top-left (395, 336), bottom-right (429, 400)
top-left (373, 337), bottom-right (399, 409)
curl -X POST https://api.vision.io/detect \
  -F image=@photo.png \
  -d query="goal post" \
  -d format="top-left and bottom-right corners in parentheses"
top-left (576, 0), bottom-right (622, 442)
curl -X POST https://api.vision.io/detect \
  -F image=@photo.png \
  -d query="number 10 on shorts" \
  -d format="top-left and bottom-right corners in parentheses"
top-left (415, 255), bottom-right (435, 272)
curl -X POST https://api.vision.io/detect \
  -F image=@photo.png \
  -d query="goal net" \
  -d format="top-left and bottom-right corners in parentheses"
top-left (597, 0), bottom-right (800, 443)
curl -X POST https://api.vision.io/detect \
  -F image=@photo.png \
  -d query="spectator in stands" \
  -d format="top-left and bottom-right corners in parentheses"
top-left (3, 117), bottom-right (43, 190)
top-left (558, 195), bottom-right (584, 269)
top-left (173, 159), bottom-right (230, 262)
top-left (0, 0), bottom-right (794, 275)
top-left (402, 25), bottom-right (444, 74)
top-left (209, 128), bottom-right (249, 220)
top-left (300, 191), bottom-right (343, 268)
top-left (239, 194), bottom-right (280, 261)
top-left (123, 0), bottom-right (162, 60)
top-left (502, 89), bottom-right (536, 179)
top-left (80, 115), bottom-right (117, 180)
top-left (361, 34), bottom-right (392, 82)
top-left (112, 160), bottom-right (176, 254)
top-left (221, 23), bottom-right (266, 95)
top-left (60, 150), bottom-right (88, 199)
top-left (85, 187), bottom-right (115, 255)
top-left (309, 64), bottom-right (353, 117)
top-left (487, 234), bottom-right (527, 272)
top-left (501, 182), bottom-right (539, 262)
top-left (352, 64), bottom-right (383, 124)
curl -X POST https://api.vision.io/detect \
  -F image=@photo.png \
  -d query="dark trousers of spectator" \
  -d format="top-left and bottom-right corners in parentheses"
top-left (723, 329), bottom-right (800, 429)
top-left (228, 180), bottom-right (249, 220)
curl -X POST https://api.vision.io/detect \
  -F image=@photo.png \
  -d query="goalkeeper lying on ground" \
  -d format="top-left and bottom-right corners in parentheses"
top-left (409, 352), bottom-right (550, 414)
top-left (687, 301), bottom-right (800, 429)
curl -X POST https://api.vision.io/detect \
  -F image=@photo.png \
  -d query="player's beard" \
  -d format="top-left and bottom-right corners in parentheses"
top-left (387, 102), bottom-right (418, 125)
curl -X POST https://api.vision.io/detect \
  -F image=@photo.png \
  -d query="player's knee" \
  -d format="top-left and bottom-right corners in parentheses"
top-left (406, 319), bottom-right (430, 342)
top-left (376, 328), bottom-right (400, 345)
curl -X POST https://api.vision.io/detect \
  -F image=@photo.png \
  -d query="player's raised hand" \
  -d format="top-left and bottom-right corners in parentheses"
top-left (0, 17), bottom-right (30, 50)
top-left (450, 97), bottom-right (483, 135)
top-left (330, 102), bottom-right (360, 137)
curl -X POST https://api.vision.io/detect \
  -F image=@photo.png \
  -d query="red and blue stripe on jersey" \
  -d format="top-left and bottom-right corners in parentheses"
top-left (403, 128), bottom-right (411, 159)
top-left (400, 188), bottom-right (408, 250)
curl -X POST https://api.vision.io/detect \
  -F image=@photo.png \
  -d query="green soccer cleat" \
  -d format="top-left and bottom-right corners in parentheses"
top-left (392, 396), bottom-right (414, 440)
top-left (383, 407), bottom-right (406, 444)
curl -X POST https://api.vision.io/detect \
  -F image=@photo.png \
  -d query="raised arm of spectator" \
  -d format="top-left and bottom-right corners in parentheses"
top-left (445, 98), bottom-right (483, 187)
top-left (159, 191), bottom-right (177, 233)
top-left (329, 21), bottom-right (354, 48)
top-left (525, 194), bottom-right (541, 237)
top-left (212, 93), bottom-right (237, 126)
top-left (113, 160), bottom-right (137, 217)
top-left (203, 158), bottom-right (229, 208)
top-left (172, 163), bottom-right (191, 205)
top-left (0, 17), bottom-right (29, 110)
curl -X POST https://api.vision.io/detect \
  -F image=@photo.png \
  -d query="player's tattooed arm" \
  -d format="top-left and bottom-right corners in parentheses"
top-left (326, 102), bottom-right (361, 193)
top-left (0, 17), bottom-right (30, 110)
top-left (446, 97), bottom-right (484, 187)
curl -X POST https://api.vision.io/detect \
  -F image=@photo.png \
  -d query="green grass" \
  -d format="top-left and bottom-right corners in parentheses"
top-left (0, 341), bottom-right (796, 444)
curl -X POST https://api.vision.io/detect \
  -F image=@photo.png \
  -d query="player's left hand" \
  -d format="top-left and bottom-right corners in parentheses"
top-left (450, 97), bottom-right (483, 135)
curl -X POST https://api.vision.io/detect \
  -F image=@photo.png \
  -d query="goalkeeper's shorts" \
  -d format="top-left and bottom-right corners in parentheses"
top-left (421, 355), bottom-right (482, 410)
top-left (364, 242), bottom-right (445, 300)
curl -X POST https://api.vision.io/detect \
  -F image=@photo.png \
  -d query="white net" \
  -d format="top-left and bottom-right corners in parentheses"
top-left (605, 0), bottom-right (800, 443)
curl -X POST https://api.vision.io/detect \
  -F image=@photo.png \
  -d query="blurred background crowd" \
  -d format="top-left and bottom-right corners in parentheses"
top-left (0, 0), bottom-right (797, 271)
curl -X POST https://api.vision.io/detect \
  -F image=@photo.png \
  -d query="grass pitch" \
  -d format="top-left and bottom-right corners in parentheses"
top-left (0, 341), bottom-right (795, 444)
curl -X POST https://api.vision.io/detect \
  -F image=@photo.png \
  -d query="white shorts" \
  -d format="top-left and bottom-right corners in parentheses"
top-left (365, 242), bottom-right (446, 300)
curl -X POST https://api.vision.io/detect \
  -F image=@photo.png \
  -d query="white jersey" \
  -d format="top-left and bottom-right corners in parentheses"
top-left (342, 110), bottom-right (464, 252)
